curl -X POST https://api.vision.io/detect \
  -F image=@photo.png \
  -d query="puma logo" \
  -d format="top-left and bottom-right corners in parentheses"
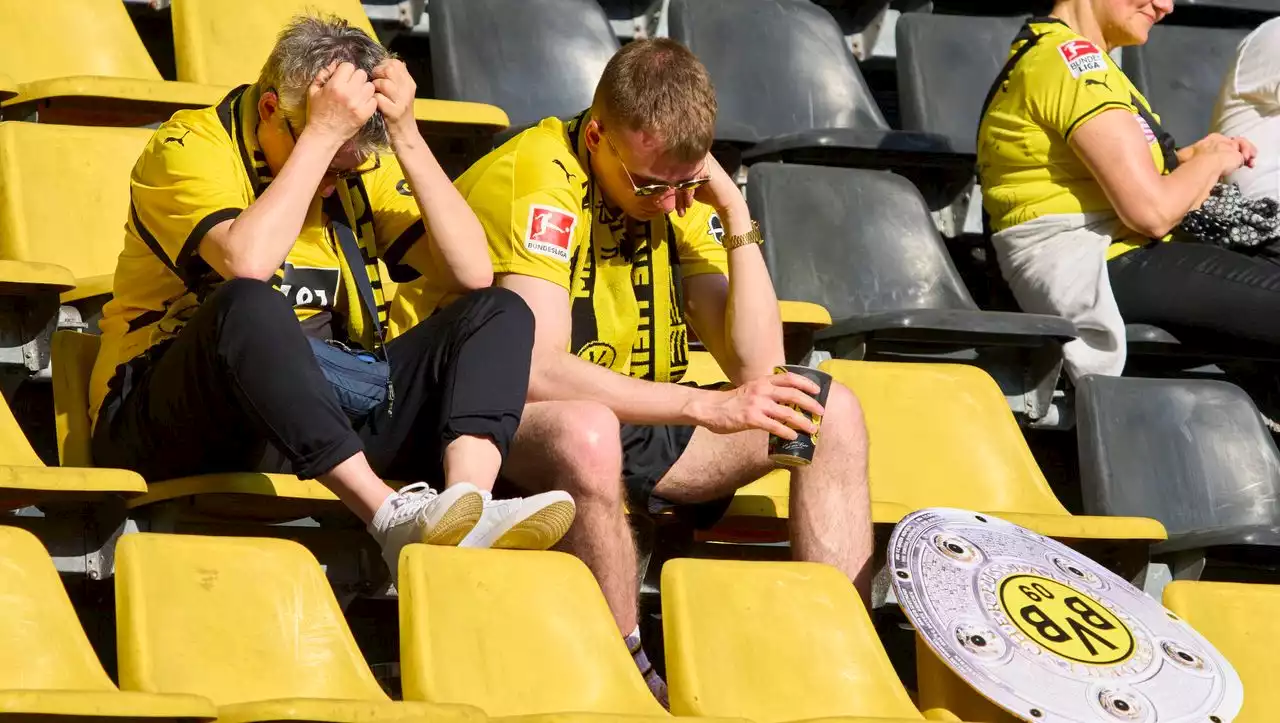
top-left (1084, 77), bottom-right (1111, 91)
top-left (163, 130), bottom-right (191, 146)
top-left (552, 159), bottom-right (575, 183)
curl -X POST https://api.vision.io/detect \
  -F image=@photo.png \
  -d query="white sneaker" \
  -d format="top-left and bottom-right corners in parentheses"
top-left (459, 490), bottom-right (576, 550)
top-left (370, 482), bottom-right (484, 580)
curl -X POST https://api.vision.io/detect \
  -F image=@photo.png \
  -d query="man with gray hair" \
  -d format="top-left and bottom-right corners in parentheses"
top-left (89, 15), bottom-right (575, 581)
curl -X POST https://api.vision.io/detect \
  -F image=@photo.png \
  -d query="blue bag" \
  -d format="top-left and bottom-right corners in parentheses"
top-left (310, 196), bottom-right (394, 421)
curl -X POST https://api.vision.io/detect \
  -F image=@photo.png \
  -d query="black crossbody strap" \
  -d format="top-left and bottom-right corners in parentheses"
top-left (323, 195), bottom-right (384, 349)
top-left (977, 21), bottom-right (1045, 145)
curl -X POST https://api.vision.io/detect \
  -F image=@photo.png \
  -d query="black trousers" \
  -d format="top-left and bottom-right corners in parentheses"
top-left (93, 278), bottom-right (534, 485)
top-left (1108, 242), bottom-right (1280, 347)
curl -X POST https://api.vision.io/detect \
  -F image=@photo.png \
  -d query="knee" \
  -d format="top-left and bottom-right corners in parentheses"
top-left (478, 286), bottom-right (535, 331)
top-left (543, 401), bottom-right (623, 499)
top-left (208, 277), bottom-right (292, 326)
top-left (823, 381), bottom-right (867, 448)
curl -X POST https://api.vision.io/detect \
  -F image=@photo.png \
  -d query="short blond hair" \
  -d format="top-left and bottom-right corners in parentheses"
top-left (591, 38), bottom-right (718, 163)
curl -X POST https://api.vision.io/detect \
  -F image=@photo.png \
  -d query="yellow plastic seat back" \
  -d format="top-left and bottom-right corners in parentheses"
top-left (820, 359), bottom-right (1068, 516)
top-left (173, 0), bottom-right (375, 86)
top-left (661, 558), bottom-right (922, 723)
top-left (0, 526), bottom-right (117, 691)
top-left (1164, 581), bottom-right (1276, 723)
top-left (51, 330), bottom-right (100, 468)
top-left (398, 545), bottom-right (667, 717)
top-left (0, 123), bottom-right (150, 297)
top-left (0, 0), bottom-right (163, 83)
top-left (115, 533), bottom-right (390, 706)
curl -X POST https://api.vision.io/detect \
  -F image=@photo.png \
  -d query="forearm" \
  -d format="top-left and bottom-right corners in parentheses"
top-left (390, 129), bottom-right (493, 291)
top-left (529, 348), bottom-right (715, 426)
top-left (722, 206), bottom-right (784, 381)
top-left (215, 131), bottom-right (339, 279)
top-left (1122, 154), bottom-right (1227, 238)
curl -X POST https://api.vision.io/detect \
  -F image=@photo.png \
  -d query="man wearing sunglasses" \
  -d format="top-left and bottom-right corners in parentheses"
top-left (90, 15), bottom-right (576, 584)
top-left (391, 38), bottom-right (872, 704)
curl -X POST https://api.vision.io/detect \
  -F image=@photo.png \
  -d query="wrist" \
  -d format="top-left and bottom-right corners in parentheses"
top-left (679, 388), bottom-right (717, 427)
top-left (388, 120), bottom-right (425, 148)
top-left (718, 202), bottom-right (754, 236)
top-left (299, 126), bottom-right (347, 155)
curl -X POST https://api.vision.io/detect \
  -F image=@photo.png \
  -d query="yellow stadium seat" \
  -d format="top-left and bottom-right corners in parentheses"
top-left (1164, 581), bottom-right (1274, 723)
top-left (52, 330), bottom-right (343, 521)
top-left (0, 526), bottom-right (217, 721)
top-left (114, 532), bottom-right (483, 723)
top-left (171, 0), bottom-right (509, 139)
top-left (777, 300), bottom-right (832, 329)
top-left (662, 558), bottom-right (947, 723)
top-left (0, 74), bottom-right (16, 102)
top-left (913, 637), bottom-right (1019, 723)
top-left (820, 359), bottom-right (1166, 542)
top-left (0, 122), bottom-right (152, 303)
top-left (0, 0), bottom-right (227, 127)
top-left (398, 545), bottom-right (750, 721)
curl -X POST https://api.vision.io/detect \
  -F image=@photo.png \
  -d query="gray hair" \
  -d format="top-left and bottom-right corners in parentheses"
top-left (257, 14), bottom-right (390, 152)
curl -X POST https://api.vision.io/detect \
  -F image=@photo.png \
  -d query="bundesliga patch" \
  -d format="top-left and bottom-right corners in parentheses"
top-left (1135, 114), bottom-right (1157, 144)
top-left (524, 204), bottom-right (576, 262)
top-left (1058, 39), bottom-right (1107, 78)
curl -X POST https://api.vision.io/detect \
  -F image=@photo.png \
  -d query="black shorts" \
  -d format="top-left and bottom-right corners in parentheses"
top-left (620, 422), bottom-right (732, 529)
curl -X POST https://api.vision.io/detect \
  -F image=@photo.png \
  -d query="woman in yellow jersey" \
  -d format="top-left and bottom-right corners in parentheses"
top-left (978, 0), bottom-right (1266, 379)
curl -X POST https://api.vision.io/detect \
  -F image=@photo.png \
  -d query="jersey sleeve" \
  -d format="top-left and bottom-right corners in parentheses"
top-left (128, 120), bottom-right (250, 277)
top-left (1026, 38), bottom-right (1135, 140)
top-left (463, 140), bottom-right (587, 291)
top-left (672, 203), bottom-right (729, 279)
top-left (365, 154), bottom-right (428, 282)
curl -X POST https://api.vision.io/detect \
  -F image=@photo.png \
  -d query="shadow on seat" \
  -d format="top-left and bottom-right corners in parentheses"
top-left (114, 532), bottom-right (483, 722)
top-left (52, 330), bottom-right (344, 522)
top-left (0, 526), bottom-right (216, 721)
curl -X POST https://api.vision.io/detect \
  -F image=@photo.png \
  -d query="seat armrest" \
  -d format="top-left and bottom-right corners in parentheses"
top-left (817, 309), bottom-right (1077, 349)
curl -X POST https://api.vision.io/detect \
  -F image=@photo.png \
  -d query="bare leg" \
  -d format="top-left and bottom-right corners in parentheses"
top-left (317, 451), bottom-right (394, 524)
top-left (652, 381), bottom-right (874, 601)
top-left (501, 401), bottom-right (637, 633)
top-left (442, 434), bottom-right (503, 491)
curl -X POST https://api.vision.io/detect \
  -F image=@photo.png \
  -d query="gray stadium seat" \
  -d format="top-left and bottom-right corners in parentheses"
top-left (1077, 375), bottom-right (1280, 569)
top-left (748, 162), bottom-right (1078, 423)
top-left (1122, 24), bottom-right (1251, 145)
top-left (1175, 0), bottom-right (1280, 14)
top-left (429, 0), bottom-right (619, 130)
top-left (667, 0), bottom-right (973, 208)
top-left (896, 13), bottom-right (1024, 155)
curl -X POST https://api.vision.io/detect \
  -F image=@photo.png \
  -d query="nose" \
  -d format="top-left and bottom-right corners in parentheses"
top-left (656, 191), bottom-right (678, 214)
top-left (1152, 0), bottom-right (1173, 16)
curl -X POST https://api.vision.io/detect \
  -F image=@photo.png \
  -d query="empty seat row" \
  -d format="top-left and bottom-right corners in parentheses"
top-left (3, 525), bottom-right (1275, 722)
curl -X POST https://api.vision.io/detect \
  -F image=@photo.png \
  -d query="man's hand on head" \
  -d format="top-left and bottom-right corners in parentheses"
top-left (372, 59), bottom-right (421, 143)
top-left (305, 61), bottom-right (378, 148)
top-left (689, 152), bottom-right (749, 224)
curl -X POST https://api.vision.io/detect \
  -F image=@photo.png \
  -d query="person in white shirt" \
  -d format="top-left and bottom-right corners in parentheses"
top-left (1212, 17), bottom-right (1280, 202)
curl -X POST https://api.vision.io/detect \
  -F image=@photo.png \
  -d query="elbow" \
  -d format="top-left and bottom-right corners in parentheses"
top-left (221, 257), bottom-right (279, 283)
top-left (454, 266), bottom-right (494, 292)
top-left (1115, 203), bottom-right (1179, 240)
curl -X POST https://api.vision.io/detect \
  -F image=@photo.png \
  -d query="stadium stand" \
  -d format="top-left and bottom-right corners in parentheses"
top-left (1076, 375), bottom-right (1280, 578)
top-left (0, 526), bottom-right (217, 721)
top-left (0, 0), bottom-right (225, 127)
top-left (1164, 581), bottom-right (1276, 723)
top-left (667, 0), bottom-right (973, 209)
top-left (662, 557), bottom-right (949, 723)
top-left (114, 533), bottom-right (484, 722)
top-left (398, 544), bottom-right (749, 721)
top-left (170, 0), bottom-right (510, 174)
top-left (821, 359), bottom-right (1167, 544)
top-left (0, 123), bottom-right (152, 306)
top-left (1122, 24), bottom-right (1252, 145)
top-left (428, 0), bottom-right (619, 131)
top-left (748, 163), bottom-right (1077, 425)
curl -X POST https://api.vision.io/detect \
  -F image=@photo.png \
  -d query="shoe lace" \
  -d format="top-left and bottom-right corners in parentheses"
top-left (386, 482), bottom-right (440, 527)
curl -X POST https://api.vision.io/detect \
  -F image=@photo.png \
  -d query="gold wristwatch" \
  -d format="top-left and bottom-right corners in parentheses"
top-left (723, 220), bottom-right (764, 250)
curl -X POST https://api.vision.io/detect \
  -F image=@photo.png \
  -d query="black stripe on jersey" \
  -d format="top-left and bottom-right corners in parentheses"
top-left (229, 90), bottom-right (264, 197)
top-left (130, 202), bottom-right (184, 280)
top-left (1064, 101), bottom-right (1131, 139)
top-left (383, 219), bottom-right (425, 282)
top-left (176, 208), bottom-right (241, 271)
top-left (126, 308), bottom-right (167, 333)
top-left (214, 85), bottom-right (244, 140)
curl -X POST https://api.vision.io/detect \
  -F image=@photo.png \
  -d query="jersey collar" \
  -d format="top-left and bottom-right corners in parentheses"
top-left (565, 109), bottom-right (627, 225)
top-left (215, 84), bottom-right (277, 198)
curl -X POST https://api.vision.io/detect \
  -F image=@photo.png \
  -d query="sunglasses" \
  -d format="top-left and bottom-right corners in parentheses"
top-left (603, 133), bottom-right (710, 198)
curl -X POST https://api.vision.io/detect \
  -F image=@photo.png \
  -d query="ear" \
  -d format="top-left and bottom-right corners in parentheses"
top-left (584, 117), bottom-right (603, 154)
top-left (258, 90), bottom-right (279, 123)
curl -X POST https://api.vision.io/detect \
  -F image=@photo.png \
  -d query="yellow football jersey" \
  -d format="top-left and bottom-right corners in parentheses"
top-left (91, 84), bottom-right (432, 422)
top-left (391, 111), bottom-right (729, 384)
top-left (978, 18), bottom-right (1171, 258)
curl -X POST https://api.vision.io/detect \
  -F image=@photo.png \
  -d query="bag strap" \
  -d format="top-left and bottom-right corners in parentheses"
top-left (977, 21), bottom-right (1046, 145)
top-left (323, 194), bottom-right (385, 350)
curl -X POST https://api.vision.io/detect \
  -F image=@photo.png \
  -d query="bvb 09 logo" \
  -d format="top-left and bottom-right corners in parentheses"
top-left (998, 574), bottom-right (1135, 665)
